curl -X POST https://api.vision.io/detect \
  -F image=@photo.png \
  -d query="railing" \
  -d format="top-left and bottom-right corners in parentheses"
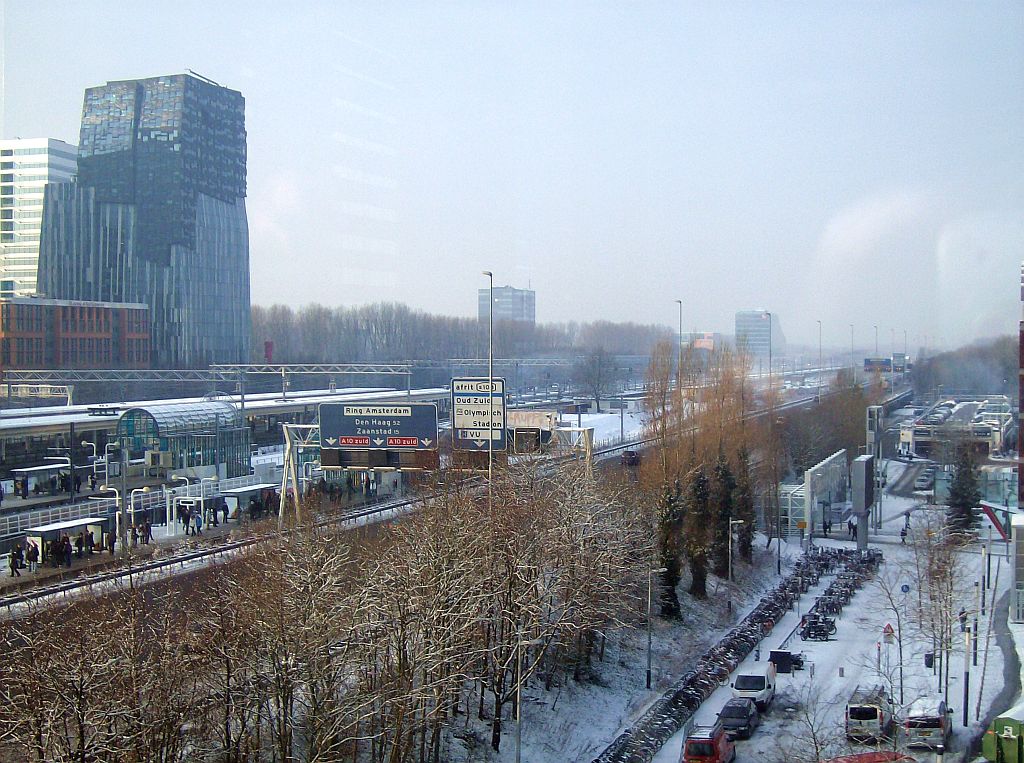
top-left (0, 473), bottom-right (271, 540)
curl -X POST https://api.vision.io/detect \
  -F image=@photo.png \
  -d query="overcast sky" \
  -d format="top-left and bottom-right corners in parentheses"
top-left (2, 1), bottom-right (1022, 351)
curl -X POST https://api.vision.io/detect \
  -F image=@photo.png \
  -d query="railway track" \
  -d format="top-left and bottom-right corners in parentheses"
top-left (0, 387), bottom-right (907, 615)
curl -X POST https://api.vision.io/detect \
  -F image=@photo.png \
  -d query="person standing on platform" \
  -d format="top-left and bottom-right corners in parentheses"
top-left (26, 542), bottom-right (38, 573)
top-left (8, 546), bottom-right (20, 577)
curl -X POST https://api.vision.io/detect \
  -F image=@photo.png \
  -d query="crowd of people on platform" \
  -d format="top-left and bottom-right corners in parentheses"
top-left (312, 473), bottom-right (378, 505)
top-left (5, 519), bottom-right (160, 577)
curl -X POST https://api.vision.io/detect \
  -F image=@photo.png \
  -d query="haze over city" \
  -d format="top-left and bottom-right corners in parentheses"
top-left (2, 0), bottom-right (1022, 347)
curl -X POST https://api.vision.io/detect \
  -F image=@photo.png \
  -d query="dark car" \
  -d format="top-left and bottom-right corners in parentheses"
top-left (621, 450), bottom-right (640, 466)
top-left (718, 697), bottom-right (760, 739)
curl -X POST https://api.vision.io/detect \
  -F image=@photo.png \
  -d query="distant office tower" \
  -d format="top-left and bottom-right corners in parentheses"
top-left (478, 285), bottom-right (536, 324)
top-left (735, 310), bottom-right (786, 357)
top-left (0, 138), bottom-right (78, 297)
top-left (39, 73), bottom-right (250, 367)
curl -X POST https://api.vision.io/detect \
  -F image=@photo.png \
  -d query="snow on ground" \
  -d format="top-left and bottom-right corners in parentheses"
top-left (446, 461), bottom-right (1020, 762)
top-left (558, 410), bottom-right (648, 448)
top-left (651, 538), bottom-right (1010, 762)
top-left (446, 541), bottom-right (803, 762)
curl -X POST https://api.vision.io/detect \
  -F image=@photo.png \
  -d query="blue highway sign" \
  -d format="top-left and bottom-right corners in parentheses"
top-left (319, 402), bottom-right (438, 450)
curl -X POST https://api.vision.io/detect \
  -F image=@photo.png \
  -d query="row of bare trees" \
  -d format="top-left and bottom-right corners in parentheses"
top-left (0, 460), bottom-right (652, 762)
top-left (640, 341), bottom-right (763, 611)
top-left (251, 303), bottom-right (671, 363)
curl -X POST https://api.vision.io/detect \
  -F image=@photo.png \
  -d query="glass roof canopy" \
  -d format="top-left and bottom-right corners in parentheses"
top-left (117, 400), bottom-right (240, 439)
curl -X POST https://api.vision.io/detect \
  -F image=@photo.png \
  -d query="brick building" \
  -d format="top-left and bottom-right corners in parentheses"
top-left (0, 298), bottom-right (150, 369)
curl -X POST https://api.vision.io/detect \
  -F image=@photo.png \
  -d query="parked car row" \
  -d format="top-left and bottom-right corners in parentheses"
top-left (676, 550), bottom-right (885, 763)
top-left (913, 464), bottom-right (937, 491)
top-left (593, 547), bottom-right (852, 763)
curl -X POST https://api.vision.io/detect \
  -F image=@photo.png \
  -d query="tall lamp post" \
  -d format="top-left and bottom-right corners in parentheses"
top-left (816, 319), bottom-right (822, 402)
top-left (729, 518), bottom-right (745, 583)
top-left (674, 299), bottom-right (683, 389)
top-left (130, 486), bottom-right (151, 531)
top-left (98, 484), bottom-right (123, 553)
top-left (171, 475), bottom-right (191, 535)
top-left (767, 311), bottom-right (780, 575)
top-left (647, 566), bottom-right (668, 689)
top-left (81, 440), bottom-right (97, 482)
top-left (873, 324), bottom-right (879, 357)
top-left (850, 323), bottom-right (855, 384)
top-left (482, 271), bottom-right (494, 516)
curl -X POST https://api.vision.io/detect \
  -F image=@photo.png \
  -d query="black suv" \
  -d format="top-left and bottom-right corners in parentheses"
top-left (620, 450), bottom-right (640, 466)
top-left (718, 697), bottom-right (760, 739)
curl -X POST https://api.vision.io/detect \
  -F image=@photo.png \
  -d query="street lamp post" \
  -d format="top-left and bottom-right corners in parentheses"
top-left (647, 566), bottom-right (668, 689)
top-left (729, 519), bottom-right (745, 583)
top-left (816, 319), bottom-right (822, 402)
top-left (873, 324), bottom-right (879, 357)
top-left (850, 323), bottom-right (855, 384)
top-left (81, 440), bottom-right (97, 475)
top-left (171, 475), bottom-right (191, 535)
top-left (674, 299), bottom-right (683, 389)
top-left (201, 475), bottom-right (219, 524)
top-left (482, 271), bottom-right (494, 516)
top-left (98, 484), bottom-right (123, 553)
top-left (130, 486), bottom-right (151, 533)
top-left (767, 311), bottom-right (780, 575)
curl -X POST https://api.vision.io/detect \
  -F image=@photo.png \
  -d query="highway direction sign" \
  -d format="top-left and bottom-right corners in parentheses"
top-left (451, 377), bottom-right (507, 451)
top-left (319, 402), bottom-right (438, 450)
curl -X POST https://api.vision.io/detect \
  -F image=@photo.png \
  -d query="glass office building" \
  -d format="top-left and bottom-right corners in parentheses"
top-left (0, 138), bottom-right (77, 297)
top-left (39, 74), bottom-right (250, 367)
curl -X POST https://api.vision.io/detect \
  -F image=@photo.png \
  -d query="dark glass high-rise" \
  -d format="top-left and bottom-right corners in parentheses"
top-left (39, 73), bottom-right (250, 367)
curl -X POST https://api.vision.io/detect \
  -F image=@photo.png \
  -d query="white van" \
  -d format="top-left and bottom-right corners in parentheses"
top-left (845, 684), bottom-right (894, 741)
top-left (731, 663), bottom-right (776, 710)
top-left (903, 697), bottom-right (952, 749)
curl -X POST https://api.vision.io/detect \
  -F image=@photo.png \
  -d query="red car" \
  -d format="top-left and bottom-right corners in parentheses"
top-left (681, 722), bottom-right (735, 763)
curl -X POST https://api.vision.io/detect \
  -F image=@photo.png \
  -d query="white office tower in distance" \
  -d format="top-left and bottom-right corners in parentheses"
top-left (478, 285), bottom-right (536, 324)
top-left (0, 138), bottom-right (78, 297)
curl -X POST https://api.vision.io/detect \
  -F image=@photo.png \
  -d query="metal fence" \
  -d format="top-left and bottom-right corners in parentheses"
top-left (0, 473), bottom-right (271, 541)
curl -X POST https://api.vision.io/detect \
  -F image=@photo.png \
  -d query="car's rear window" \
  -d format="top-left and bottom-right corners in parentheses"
top-left (686, 741), bottom-right (715, 756)
top-left (720, 705), bottom-right (748, 718)
top-left (849, 706), bottom-right (879, 721)
top-left (734, 675), bottom-right (765, 690)
top-left (906, 716), bottom-right (942, 729)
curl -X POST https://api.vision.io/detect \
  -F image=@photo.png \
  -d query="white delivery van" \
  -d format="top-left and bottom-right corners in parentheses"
top-left (845, 684), bottom-right (894, 741)
top-left (903, 697), bottom-right (951, 749)
top-left (731, 663), bottom-right (776, 710)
